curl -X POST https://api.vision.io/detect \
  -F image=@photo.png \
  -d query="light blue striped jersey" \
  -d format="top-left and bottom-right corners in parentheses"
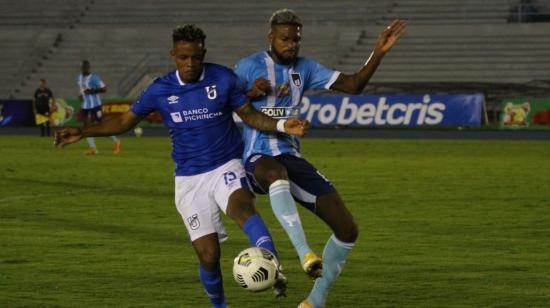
top-left (235, 51), bottom-right (340, 159)
top-left (77, 73), bottom-right (105, 110)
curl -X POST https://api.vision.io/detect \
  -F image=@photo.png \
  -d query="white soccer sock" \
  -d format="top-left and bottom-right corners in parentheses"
top-left (269, 179), bottom-right (312, 263)
top-left (308, 234), bottom-right (355, 308)
top-left (86, 137), bottom-right (96, 148)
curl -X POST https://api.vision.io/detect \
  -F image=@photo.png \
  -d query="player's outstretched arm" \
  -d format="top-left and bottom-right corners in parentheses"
top-left (330, 19), bottom-right (406, 94)
top-left (235, 102), bottom-right (309, 137)
top-left (55, 111), bottom-right (141, 148)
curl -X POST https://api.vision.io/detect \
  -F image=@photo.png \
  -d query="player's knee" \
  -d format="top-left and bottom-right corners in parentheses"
top-left (197, 248), bottom-right (220, 270)
top-left (262, 166), bottom-right (288, 185)
top-left (337, 220), bottom-right (359, 243)
top-left (227, 189), bottom-right (257, 227)
top-left (348, 221), bottom-right (359, 242)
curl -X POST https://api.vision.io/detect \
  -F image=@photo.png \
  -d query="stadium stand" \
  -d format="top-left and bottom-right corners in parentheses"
top-left (382, 0), bottom-right (512, 24)
top-left (0, 0), bottom-right (87, 27)
top-left (339, 23), bottom-right (550, 83)
top-left (0, 29), bottom-right (60, 98)
top-left (78, 0), bottom-right (389, 25)
top-left (1, 0), bottom-right (549, 122)
top-left (14, 24), bottom-right (360, 98)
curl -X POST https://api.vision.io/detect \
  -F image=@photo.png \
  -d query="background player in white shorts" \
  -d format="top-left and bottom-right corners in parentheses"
top-left (55, 24), bottom-right (308, 308)
top-left (77, 60), bottom-right (121, 155)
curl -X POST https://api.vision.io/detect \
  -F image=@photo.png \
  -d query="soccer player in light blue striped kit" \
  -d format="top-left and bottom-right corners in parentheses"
top-left (77, 60), bottom-right (120, 155)
top-left (235, 9), bottom-right (406, 308)
top-left (57, 25), bottom-right (309, 307)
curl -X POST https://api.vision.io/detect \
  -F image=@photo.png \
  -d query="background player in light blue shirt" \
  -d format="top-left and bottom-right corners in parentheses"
top-left (56, 25), bottom-right (308, 308)
top-left (235, 9), bottom-right (406, 308)
top-left (77, 60), bottom-right (120, 155)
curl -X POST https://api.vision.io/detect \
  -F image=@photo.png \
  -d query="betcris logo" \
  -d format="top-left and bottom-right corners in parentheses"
top-left (260, 107), bottom-right (299, 119)
top-left (299, 94), bottom-right (483, 127)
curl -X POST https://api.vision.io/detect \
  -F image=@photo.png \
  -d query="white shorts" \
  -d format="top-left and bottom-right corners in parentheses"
top-left (175, 159), bottom-right (249, 242)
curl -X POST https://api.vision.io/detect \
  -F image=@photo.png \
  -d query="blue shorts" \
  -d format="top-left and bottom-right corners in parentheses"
top-left (81, 106), bottom-right (103, 123)
top-left (244, 153), bottom-right (336, 211)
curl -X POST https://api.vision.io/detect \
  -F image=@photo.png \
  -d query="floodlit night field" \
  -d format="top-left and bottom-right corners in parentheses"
top-left (1, 136), bottom-right (549, 307)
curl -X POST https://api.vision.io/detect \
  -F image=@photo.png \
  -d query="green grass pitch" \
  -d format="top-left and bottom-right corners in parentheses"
top-left (1, 135), bottom-right (549, 307)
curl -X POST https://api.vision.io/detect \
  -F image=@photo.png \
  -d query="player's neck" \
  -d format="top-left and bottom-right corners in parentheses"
top-left (267, 51), bottom-right (294, 66)
top-left (176, 68), bottom-right (205, 84)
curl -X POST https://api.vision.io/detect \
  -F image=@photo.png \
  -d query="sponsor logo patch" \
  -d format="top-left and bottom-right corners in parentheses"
top-left (187, 214), bottom-right (200, 230)
top-left (260, 107), bottom-right (298, 119)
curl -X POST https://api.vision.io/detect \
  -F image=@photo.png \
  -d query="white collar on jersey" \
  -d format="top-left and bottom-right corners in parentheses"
top-left (175, 68), bottom-right (205, 86)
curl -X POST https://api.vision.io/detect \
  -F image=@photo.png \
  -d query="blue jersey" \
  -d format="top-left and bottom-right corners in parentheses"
top-left (130, 63), bottom-right (248, 176)
top-left (77, 73), bottom-right (105, 109)
top-left (235, 51), bottom-right (340, 159)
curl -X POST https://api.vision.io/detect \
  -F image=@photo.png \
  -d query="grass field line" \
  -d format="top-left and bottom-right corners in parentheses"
top-left (0, 187), bottom-right (116, 203)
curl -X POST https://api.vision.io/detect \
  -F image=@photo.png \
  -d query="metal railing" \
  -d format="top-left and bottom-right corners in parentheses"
top-left (117, 53), bottom-right (151, 97)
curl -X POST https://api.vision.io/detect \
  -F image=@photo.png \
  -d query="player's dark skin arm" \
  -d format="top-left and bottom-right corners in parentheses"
top-left (330, 52), bottom-right (384, 95)
top-left (55, 111), bottom-right (140, 147)
top-left (80, 111), bottom-right (138, 136)
top-left (330, 20), bottom-right (406, 94)
top-left (245, 20), bottom-right (406, 98)
top-left (235, 102), bottom-right (308, 137)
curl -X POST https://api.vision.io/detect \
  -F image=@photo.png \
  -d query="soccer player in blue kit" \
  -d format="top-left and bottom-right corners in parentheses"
top-left (234, 9), bottom-right (406, 308)
top-left (55, 25), bottom-right (309, 308)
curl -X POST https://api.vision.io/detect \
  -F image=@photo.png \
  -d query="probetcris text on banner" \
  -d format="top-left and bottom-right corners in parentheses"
top-left (299, 94), bottom-right (483, 127)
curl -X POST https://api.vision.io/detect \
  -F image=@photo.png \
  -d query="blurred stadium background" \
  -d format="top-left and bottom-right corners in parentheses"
top-left (1, 0), bottom-right (550, 129)
top-left (1, 1), bottom-right (550, 307)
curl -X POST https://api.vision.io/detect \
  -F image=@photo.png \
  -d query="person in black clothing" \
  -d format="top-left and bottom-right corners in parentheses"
top-left (33, 79), bottom-right (55, 137)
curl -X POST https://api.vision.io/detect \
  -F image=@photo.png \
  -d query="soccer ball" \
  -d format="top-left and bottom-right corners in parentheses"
top-left (133, 127), bottom-right (143, 137)
top-left (233, 247), bottom-right (279, 292)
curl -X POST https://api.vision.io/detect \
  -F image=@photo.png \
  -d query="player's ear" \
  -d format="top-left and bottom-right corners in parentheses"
top-left (170, 48), bottom-right (176, 60)
top-left (201, 48), bottom-right (207, 60)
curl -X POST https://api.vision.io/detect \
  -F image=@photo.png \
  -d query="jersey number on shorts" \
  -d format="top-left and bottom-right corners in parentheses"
top-left (223, 171), bottom-right (237, 185)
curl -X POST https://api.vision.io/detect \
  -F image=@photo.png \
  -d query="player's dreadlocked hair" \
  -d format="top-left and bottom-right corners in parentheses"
top-left (269, 9), bottom-right (302, 27)
top-left (172, 24), bottom-right (206, 47)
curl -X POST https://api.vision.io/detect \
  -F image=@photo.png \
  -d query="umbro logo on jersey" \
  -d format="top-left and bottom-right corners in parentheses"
top-left (167, 95), bottom-right (179, 104)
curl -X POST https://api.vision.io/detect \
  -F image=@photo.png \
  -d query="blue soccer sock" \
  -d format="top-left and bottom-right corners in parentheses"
top-left (242, 214), bottom-right (279, 259)
top-left (269, 180), bottom-right (312, 263)
top-left (86, 137), bottom-right (96, 148)
top-left (199, 264), bottom-right (226, 308)
top-left (308, 234), bottom-right (355, 308)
